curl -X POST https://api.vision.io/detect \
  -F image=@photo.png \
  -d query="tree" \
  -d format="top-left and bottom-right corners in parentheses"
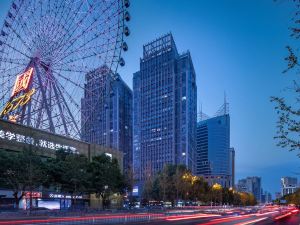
top-left (192, 177), bottom-right (210, 203)
top-left (124, 164), bottom-right (134, 194)
top-left (87, 154), bottom-right (125, 209)
top-left (211, 183), bottom-right (223, 205)
top-left (46, 150), bottom-right (89, 192)
top-left (284, 189), bottom-right (300, 205)
top-left (142, 176), bottom-right (154, 202)
top-left (271, 1), bottom-right (300, 155)
top-left (173, 165), bottom-right (189, 202)
top-left (222, 188), bottom-right (233, 205)
top-left (181, 171), bottom-right (194, 202)
top-left (141, 165), bottom-right (212, 206)
top-left (44, 149), bottom-right (70, 190)
top-left (239, 192), bottom-right (256, 206)
top-left (158, 164), bottom-right (176, 202)
top-left (0, 148), bottom-right (46, 209)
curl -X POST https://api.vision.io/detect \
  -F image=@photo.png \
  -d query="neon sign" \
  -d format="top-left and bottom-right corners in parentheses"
top-left (0, 67), bottom-right (35, 119)
top-left (11, 67), bottom-right (34, 97)
top-left (0, 89), bottom-right (35, 117)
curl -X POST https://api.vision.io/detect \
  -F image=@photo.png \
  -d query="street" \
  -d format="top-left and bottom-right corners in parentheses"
top-left (0, 206), bottom-right (299, 225)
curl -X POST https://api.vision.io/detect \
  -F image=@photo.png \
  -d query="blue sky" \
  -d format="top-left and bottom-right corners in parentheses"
top-left (0, 0), bottom-right (299, 196)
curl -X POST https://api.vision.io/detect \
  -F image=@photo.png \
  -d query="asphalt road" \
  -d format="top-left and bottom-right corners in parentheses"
top-left (128, 213), bottom-right (300, 225)
top-left (0, 206), bottom-right (299, 225)
top-left (256, 213), bottom-right (300, 225)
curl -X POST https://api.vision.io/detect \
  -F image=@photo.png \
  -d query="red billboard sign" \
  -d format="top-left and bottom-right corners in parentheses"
top-left (11, 67), bottom-right (34, 97)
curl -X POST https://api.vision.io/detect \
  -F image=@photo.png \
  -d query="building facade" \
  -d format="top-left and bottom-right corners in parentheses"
top-left (195, 113), bottom-right (232, 187)
top-left (237, 177), bottom-right (262, 202)
top-left (275, 192), bottom-right (281, 200)
top-left (261, 191), bottom-right (272, 204)
top-left (133, 33), bottom-right (197, 182)
top-left (229, 147), bottom-right (235, 188)
top-left (0, 118), bottom-right (123, 209)
top-left (81, 66), bottom-right (132, 172)
top-left (281, 177), bottom-right (298, 196)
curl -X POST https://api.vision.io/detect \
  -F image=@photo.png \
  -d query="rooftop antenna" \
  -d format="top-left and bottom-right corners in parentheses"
top-left (198, 102), bottom-right (210, 121)
top-left (224, 91), bottom-right (229, 115)
top-left (214, 91), bottom-right (229, 117)
top-left (200, 103), bottom-right (202, 120)
top-left (224, 91), bottom-right (227, 115)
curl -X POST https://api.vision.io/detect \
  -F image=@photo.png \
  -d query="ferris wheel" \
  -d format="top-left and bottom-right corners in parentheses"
top-left (0, 0), bottom-right (130, 138)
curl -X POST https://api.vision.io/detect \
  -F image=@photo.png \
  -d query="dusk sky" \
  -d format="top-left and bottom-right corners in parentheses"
top-left (0, 0), bottom-right (299, 196)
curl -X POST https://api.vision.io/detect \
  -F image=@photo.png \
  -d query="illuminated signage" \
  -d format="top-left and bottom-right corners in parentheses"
top-left (25, 192), bottom-right (42, 199)
top-left (11, 67), bottom-right (34, 97)
top-left (0, 128), bottom-right (77, 153)
top-left (132, 185), bottom-right (139, 196)
top-left (0, 89), bottom-right (35, 117)
top-left (8, 115), bottom-right (19, 123)
top-left (105, 153), bottom-right (112, 158)
top-left (0, 67), bottom-right (36, 119)
top-left (49, 193), bottom-right (83, 199)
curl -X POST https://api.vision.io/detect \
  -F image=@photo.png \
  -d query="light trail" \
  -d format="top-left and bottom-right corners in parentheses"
top-left (274, 212), bottom-right (292, 220)
top-left (234, 217), bottom-right (268, 225)
top-left (199, 215), bottom-right (252, 225)
top-left (254, 211), bottom-right (279, 216)
top-left (166, 213), bottom-right (220, 221)
top-left (0, 213), bottom-right (165, 225)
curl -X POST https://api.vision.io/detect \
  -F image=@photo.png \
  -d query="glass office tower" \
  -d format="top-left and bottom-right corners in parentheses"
top-left (237, 177), bottom-right (262, 202)
top-left (133, 34), bottom-right (197, 183)
top-left (196, 113), bottom-right (232, 187)
top-left (81, 66), bottom-right (133, 172)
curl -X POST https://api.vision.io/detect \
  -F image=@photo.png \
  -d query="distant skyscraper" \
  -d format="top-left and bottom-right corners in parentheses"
top-left (281, 177), bottom-right (298, 196)
top-left (237, 177), bottom-right (262, 202)
top-left (133, 33), bottom-right (197, 182)
top-left (229, 147), bottom-right (235, 187)
top-left (81, 66), bottom-right (133, 172)
top-left (195, 108), bottom-right (232, 187)
top-left (275, 192), bottom-right (281, 200)
top-left (265, 191), bottom-right (272, 203)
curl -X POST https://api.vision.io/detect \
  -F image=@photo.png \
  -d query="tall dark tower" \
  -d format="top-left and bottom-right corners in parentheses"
top-left (81, 66), bottom-right (133, 172)
top-left (133, 34), bottom-right (197, 184)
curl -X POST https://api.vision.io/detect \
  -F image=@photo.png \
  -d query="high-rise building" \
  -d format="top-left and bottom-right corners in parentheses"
top-left (267, 192), bottom-right (272, 203)
top-left (195, 110), bottom-right (232, 187)
top-left (229, 147), bottom-right (235, 188)
top-left (281, 177), bottom-right (298, 196)
top-left (133, 33), bottom-right (197, 182)
top-left (81, 66), bottom-right (133, 172)
top-left (237, 177), bottom-right (262, 202)
top-left (275, 192), bottom-right (281, 200)
top-left (266, 192), bottom-right (272, 203)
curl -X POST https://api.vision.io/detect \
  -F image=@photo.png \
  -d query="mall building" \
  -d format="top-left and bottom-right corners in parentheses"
top-left (0, 119), bottom-right (123, 210)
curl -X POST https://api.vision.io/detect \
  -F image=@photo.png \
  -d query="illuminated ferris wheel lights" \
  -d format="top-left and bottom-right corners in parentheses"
top-left (0, 0), bottom-right (129, 138)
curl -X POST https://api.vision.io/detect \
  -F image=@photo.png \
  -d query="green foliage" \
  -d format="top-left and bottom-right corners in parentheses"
top-left (239, 192), bottom-right (257, 206)
top-left (271, 1), bottom-right (300, 155)
top-left (0, 149), bottom-right (125, 209)
top-left (283, 189), bottom-right (300, 205)
top-left (141, 164), bottom-right (257, 206)
top-left (46, 149), bottom-right (89, 195)
top-left (0, 147), bottom-right (47, 208)
top-left (87, 154), bottom-right (125, 208)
